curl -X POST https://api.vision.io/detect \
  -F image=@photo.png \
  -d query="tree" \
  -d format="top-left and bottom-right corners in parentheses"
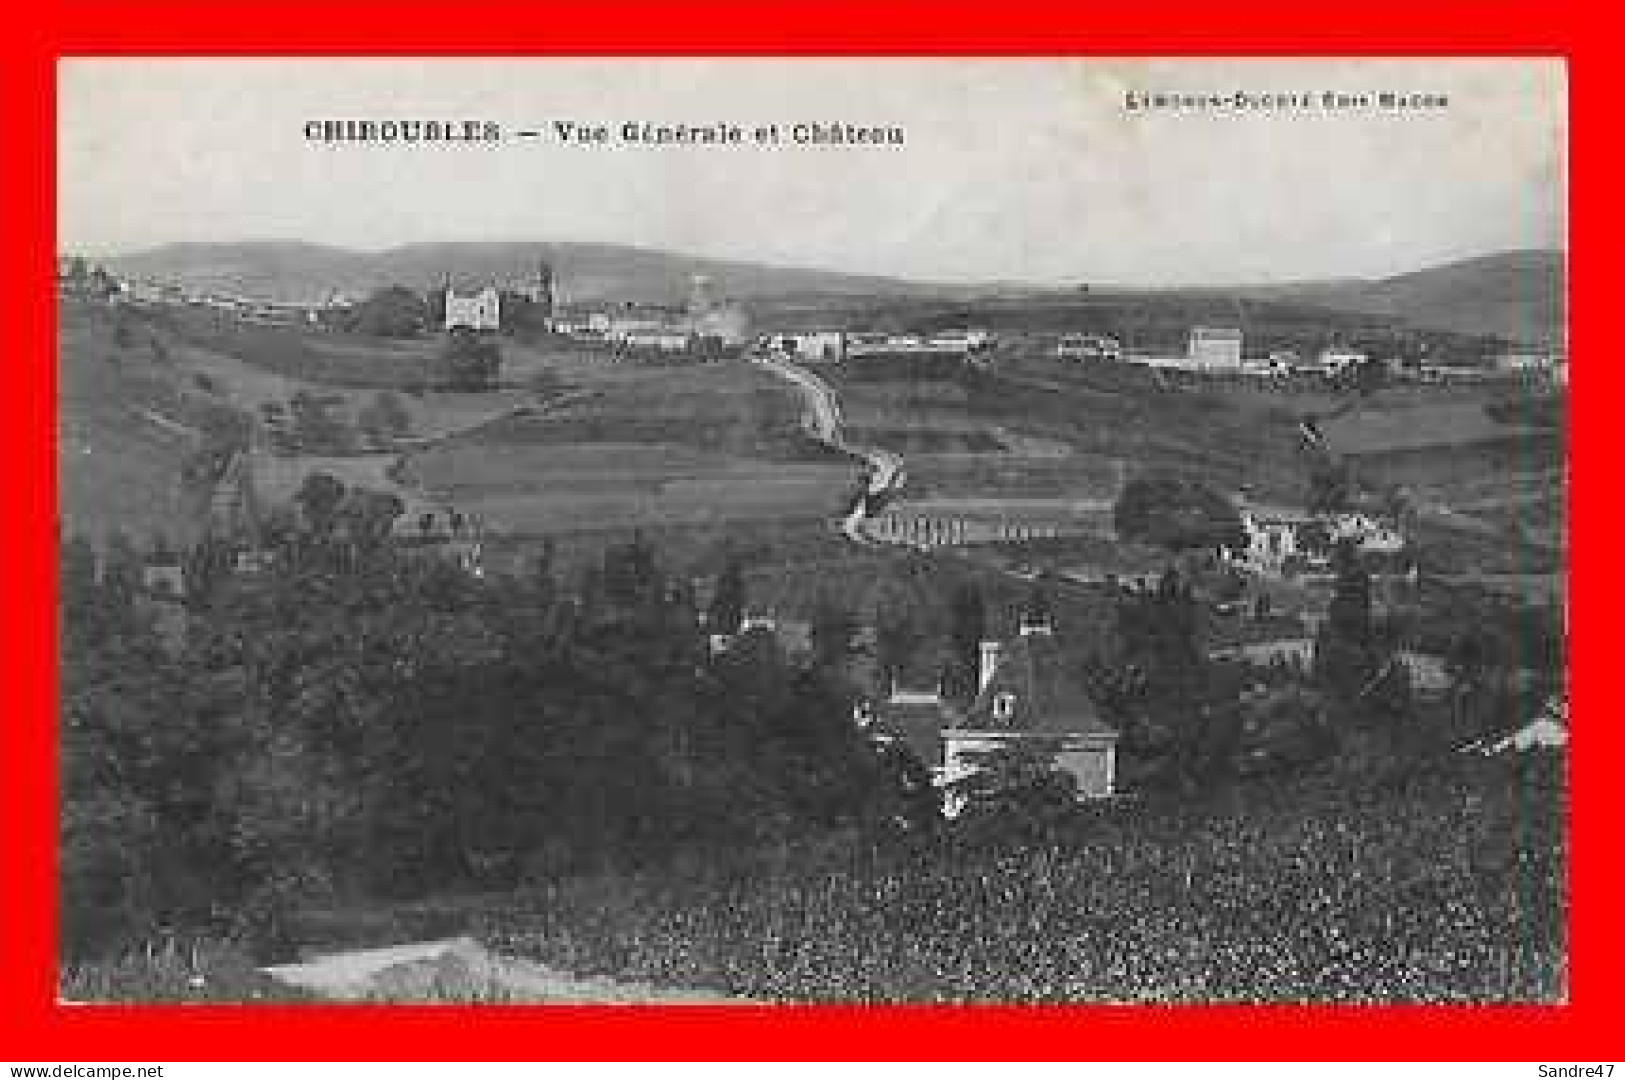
top-left (601, 532), bottom-right (662, 611)
top-left (349, 285), bottom-right (429, 338)
top-left (355, 399), bottom-right (390, 451)
top-left (875, 607), bottom-right (925, 690)
top-left (58, 523), bottom-right (941, 959)
top-left (373, 391), bottom-right (411, 436)
top-left (1307, 454), bottom-right (1356, 518)
top-left (289, 391), bottom-right (354, 455)
top-left (1314, 539), bottom-right (1377, 704)
top-left (497, 290), bottom-right (547, 338)
top-left (147, 530), bottom-right (178, 565)
top-left (441, 328), bottom-right (502, 391)
top-left (531, 538), bottom-right (558, 606)
top-left (707, 554), bottom-right (746, 636)
top-left (354, 392), bottom-right (411, 452)
top-left (1114, 467), bottom-right (1245, 554)
top-left (102, 529), bottom-right (143, 612)
top-left (1107, 564), bottom-right (1242, 788)
top-left (295, 472), bottom-right (347, 536)
top-left (945, 738), bottom-right (1079, 842)
top-left (945, 582), bottom-right (986, 700)
top-left (340, 487), bottom-right (405, 551)
top-left (808, 598), bottom-right (858, 671)
top-left (60, 531), bottom-right (105, 647)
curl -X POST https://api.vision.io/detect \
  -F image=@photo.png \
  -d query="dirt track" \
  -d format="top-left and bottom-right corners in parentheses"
top-left (263, 936), bottom-right (756, 1004)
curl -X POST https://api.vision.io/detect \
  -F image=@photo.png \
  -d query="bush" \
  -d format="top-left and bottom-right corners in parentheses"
top-left (442, 329), bottom-right (502, 390)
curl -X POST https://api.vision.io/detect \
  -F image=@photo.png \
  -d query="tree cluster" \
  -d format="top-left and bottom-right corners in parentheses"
top-left (60, 521), bottom-right (915, 962)
top-left (1114, 467), bottom-right (1245, 554)
top-left (341, 286), bottom-right (430, 338)
top-left (441, 328), bottom-right (503, 391)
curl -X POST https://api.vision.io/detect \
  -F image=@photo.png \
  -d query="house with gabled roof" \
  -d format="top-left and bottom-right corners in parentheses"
top-left (860, 600), bottom-right (1120, 815)
top-left (941, 604), bottom-right (1120, 813)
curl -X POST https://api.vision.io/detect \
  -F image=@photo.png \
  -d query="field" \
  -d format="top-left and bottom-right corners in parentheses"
top-left (829, 358), bottom-right (1565, 587)
top-left (475, 755), bottom-right (1565, 1003)
top-left (57, 300), bottom-right (249, 548)
top-left (63, 298), bottom-right (867, 560)
top-left (906, 455), bottom-right (1124, 500)
top-left (155, 307), bottom-right (446, 388)
top-left (69, 752), bottom-right (1565, 1005)
top-left (404, 443), bottom-right (858, 534)
top-left (400, 359), bottom-right (863, 540)
top-left (827, 366), bottom-right (1310, 508)
top-left (1321, 399), bottom-right (1548, 456)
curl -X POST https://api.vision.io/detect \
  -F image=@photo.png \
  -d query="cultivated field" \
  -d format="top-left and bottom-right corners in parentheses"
top-left (477, 755), bottom-right (1565, 1003)
top-left (156, 309), bottom-right (446, 388)
top-left (400, 359), bottom-right (863, 540)
top-left (404, 443), bottom-right (858, 534)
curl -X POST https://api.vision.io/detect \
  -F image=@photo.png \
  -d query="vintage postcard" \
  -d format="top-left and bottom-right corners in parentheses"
top-left (56, 57), bottom-right (1567, 1005)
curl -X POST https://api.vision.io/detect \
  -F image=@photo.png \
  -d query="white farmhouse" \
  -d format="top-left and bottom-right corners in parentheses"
top-left (1187, 327), bottom-right (1244, 371)
top-left (445, 286), bottom-right (501, 332)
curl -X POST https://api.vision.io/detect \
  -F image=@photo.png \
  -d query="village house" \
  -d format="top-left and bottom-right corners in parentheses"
top-left (771, 330), bottom-right (847, 363)
top-left (703, 609), bottom-right (815, 665)
top-left (1327, 512), bottom-right (1405, 554)
top-left (1226, 504), bottom-right (1406, 577)
top-left (553, 274), bottom-right (751, 356)
top-left (940, 605), bottom-right (1120, 813)
top-left (863, 602), bottom-right (1120, 815)
top-left (1229, 506), bottom-right (1311, 575)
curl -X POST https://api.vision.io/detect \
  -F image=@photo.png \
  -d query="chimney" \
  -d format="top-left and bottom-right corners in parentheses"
top-left (978, 640), bottom-right (1002, 693)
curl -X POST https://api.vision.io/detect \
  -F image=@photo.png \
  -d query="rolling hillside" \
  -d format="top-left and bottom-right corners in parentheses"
top-left (57, 300), bottom-right (241, 548)
top-left (1253, 250), bottom-right (1566, 347)
top-left (100, 242), bottom-right (1566, 347)
top-left (102, 240), bottom-right (972, 307)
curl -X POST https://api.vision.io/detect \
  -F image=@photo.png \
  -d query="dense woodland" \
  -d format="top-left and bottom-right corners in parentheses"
top-left (61, 521), bottom-right (937, 963)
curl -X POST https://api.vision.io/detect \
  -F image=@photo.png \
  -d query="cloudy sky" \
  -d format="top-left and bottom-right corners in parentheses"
top-left (58, 58), bottom-right (1566, 285)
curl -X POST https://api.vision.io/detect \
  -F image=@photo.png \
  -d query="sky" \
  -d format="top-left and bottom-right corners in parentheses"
top-left (58, 58), bottom-right (1567, 286)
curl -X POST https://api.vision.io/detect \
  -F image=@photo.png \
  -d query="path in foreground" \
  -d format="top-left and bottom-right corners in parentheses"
top-left (263, 936), bottom-right (756, 1004)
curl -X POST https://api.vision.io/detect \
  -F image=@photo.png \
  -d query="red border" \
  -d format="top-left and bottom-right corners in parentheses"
top-left (4, 1), bottom-right (1612, 1061)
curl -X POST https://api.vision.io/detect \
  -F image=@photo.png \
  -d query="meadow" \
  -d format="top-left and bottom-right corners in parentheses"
top-left (396, 357), bottom-right (864, 538)
top-left (57, 300), bottom-right (250, 547)
top-left (404, 442), bottom-right (859, 534)
top-left (158, 308), bottom-right (445, 388)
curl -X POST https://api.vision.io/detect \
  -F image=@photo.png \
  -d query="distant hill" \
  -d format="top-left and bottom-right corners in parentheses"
top-left (102, 240), bottom-right (972, 307)
top-left (101, 242), bottom-right (1566, 346)
top-left (1249, 250), bottom-right (1566, 347)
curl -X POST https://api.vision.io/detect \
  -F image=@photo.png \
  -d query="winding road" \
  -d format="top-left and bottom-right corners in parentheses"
top-left (751, 352), bottom-right (906, 542)
top-left (262, 935), bottom-right (753, 1004)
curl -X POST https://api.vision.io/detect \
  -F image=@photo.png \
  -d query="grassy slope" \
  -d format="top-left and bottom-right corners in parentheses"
top-left (105, 242), bottom-right (1561, 347)
top-left (56, 300), bottom-right (236, 549)
top-left (105, 239), bottom-right (967, 306)
top-left (1274, 250), bottom-right (1566, 348)
top-left (403, 360), bottom-right (863, 535)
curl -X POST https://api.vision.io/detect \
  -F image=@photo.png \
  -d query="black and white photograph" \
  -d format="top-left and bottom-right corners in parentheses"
top-left (57, 57), bottom-right (1568, 1004)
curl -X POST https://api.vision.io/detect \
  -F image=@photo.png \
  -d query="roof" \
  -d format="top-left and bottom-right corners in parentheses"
top-left (958, 630), bottom-right (1116, 738)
